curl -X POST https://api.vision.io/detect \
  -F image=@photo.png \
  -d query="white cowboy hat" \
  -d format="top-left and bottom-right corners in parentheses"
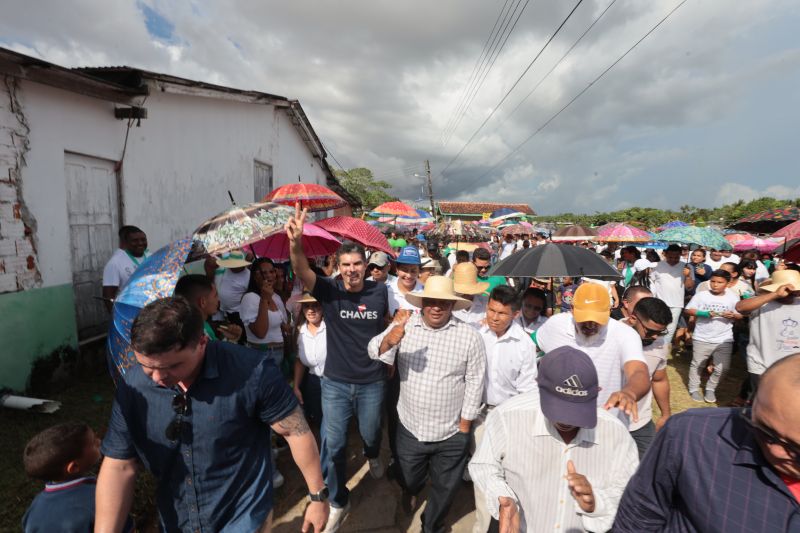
top-left (405, 276), bottom-right (472, 310)
top-left (757, 270), bottom-right (800, 293)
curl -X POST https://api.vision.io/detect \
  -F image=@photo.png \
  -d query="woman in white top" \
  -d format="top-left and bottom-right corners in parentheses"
top-left (292, 293), bottom-right (326, 427)
top-left (239, 258), bottom-right (288, 370)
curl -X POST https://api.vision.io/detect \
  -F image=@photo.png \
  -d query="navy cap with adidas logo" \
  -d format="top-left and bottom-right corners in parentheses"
top-left (536, 346), bottom-right (600, 429)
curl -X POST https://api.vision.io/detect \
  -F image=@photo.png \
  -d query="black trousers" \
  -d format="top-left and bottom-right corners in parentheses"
top-left (395, 421), bottom-right (470, 533)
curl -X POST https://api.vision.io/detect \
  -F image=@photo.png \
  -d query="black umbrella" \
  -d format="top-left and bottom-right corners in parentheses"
top-left (488, 243), bottom-right (621, 279)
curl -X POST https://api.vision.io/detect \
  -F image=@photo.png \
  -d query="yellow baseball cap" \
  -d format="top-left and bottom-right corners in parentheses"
top-left (572, 283), bottom-right (610, 325)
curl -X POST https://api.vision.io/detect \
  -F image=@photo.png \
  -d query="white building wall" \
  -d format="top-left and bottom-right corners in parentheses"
top-left (18, 80), bottom-right (330, 285)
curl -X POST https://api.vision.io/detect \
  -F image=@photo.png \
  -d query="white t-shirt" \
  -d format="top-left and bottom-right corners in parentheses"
top-left (215, 268), bottom-right (251, 313)
top-left (755, 261), bottom-right (770, 283)
top-left (649, 261), bottom-right (687, 308)
top-left (705, 258), bottom-right (725, 271)
top-left (102, 249), bottom-right (148, 289)
top-left (534, 312), bottom-right (645, 424)
top-left (499, 241), bottom-right (517, 260)
top-left (297, 321), bottom-right (327, 377)
top-left (240, 292), bottom-right (287, 344)
top-left (746, 297), bottom-right (800, 375)
top-left (387, 278), bottom-right (424, 315)
top-left (685, 290), bottom-right (739, 343)
top-left (619, 317), bottom-right (668, 431)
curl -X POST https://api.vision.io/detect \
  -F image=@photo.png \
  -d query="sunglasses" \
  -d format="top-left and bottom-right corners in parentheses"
top-left (165, 393), bottom-right (190, 442)
top-left (633, 314), bottom-right (668, 337)
top-left (739, 408), bottom-right (800, 460)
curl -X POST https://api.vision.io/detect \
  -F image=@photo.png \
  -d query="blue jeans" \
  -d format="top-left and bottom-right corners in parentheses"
top-left (321, 378), bottom-right (385, 508)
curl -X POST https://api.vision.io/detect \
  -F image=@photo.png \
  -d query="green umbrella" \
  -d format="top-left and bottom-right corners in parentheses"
top-left (653, 225), bottom-right (732, 250)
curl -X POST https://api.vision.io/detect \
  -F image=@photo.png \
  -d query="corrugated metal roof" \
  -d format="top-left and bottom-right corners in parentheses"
top-left (438, 201), bottom-right (535, 215)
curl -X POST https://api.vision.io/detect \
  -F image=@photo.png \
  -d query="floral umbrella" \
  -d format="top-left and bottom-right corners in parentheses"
top-left (371, 201), bottom-right (419, 218)
top-left (250, 222), bottom-right (340, 262)
top-left (595, 222), bottom-right (652, 243)
top-left (314, 216), bottom-right (395, 256)
top-left (264, 182), bottom-right (347, 213)
top-left (730, 206), bottom-right (800, 233)
top-left (193, 202), bottom-right (294, 256)
top-left (654, 226), bottom-right (732, 250)
top-left (107, 238), bottom-right (194, 379)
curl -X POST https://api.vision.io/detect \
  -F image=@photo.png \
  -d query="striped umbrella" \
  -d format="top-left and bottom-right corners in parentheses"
top-left (551, 225), bottom-right (598, 242)
top-left (596, 222), bottom-right (652, 243)
top-left (265, 183), bottom-right (347, 212)
top-left (371, 201), bottom-right (419, 218)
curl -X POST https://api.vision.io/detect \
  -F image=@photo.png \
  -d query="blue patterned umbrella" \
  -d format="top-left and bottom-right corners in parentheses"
top-left (655, 220), bottom-right (689, 231)
top-left (107, 238), bottom-right (194, 379)
top-left (653, 226), bottom-right (732, 250)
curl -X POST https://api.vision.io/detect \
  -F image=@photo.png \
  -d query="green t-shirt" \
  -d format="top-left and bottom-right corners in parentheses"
top-left (479, 275), bottom-right (507, 296)
top-left (388, 238), bottom-right (407, 249)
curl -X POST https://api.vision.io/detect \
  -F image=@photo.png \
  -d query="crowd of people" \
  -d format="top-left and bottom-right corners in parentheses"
top-left (19, 212), bottom-right (800, 532)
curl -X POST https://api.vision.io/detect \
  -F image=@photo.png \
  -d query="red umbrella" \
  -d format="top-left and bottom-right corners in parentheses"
top-left (371, 201), bottom-right (419, 218)
top-left (315, 216), bottom-right (395, 256)
top-left (265, 183), bottom-right (347, 212)
top-left (250, 222), bottom-right (341, 262)
top-left (772, 219), bottom-right (800, 241)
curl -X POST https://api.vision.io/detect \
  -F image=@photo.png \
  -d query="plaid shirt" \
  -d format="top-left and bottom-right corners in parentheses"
top-left (368, 313), bottom-right (486, 441)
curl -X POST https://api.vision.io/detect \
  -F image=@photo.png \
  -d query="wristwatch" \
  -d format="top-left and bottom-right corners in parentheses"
top-left (308, 486), bottom-right (329, 502)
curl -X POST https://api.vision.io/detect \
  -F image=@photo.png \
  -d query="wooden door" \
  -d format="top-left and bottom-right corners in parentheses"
top-left (64, 152), bottom-right (119, 339)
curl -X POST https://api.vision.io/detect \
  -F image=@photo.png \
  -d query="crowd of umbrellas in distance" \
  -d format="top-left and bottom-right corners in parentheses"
top-left (105, 182), bottom-right (800, 376)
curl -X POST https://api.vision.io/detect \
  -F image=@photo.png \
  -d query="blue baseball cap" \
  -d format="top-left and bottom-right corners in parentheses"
top-left (416, 234), bottom-right (426, 242)
top-left (537, 346), bottom-right (600, 429)
top-left (395, 245), bottom-right (422, 265)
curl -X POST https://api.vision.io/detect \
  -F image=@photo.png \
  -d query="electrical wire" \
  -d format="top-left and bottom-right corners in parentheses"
top-left (442, 0), bottom-right (532, 145)
top-left (440, 0), bottom-right (584, 177)
top-left (440, 0), bottom-right (513, 142)
top-left (471, 0), bottom-right (689, 184)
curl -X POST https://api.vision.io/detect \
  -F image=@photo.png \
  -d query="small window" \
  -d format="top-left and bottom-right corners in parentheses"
top-left (254, 160), bottom-right (273, 202)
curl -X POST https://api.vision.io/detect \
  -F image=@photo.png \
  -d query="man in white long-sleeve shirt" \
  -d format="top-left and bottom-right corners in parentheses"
top-left (368, 276), bottom-right (486, 533)
top-left (470, 285), bottom-right (538, 533)
top-left (469, 346), bottom-right (639, 532)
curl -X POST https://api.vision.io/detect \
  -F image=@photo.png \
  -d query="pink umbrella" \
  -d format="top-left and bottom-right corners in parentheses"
top-left (731, 237), bottom-right (783, 253)
top-left (595, 222), bottom-right (651, 243)
top-left (250, 222), bottom-right (341, 261)
top-left (724, 232), bottom-right (753, 248)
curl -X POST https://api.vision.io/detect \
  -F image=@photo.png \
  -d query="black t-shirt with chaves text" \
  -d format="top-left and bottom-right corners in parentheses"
top-left (312, 276), bottom-right (389, 384)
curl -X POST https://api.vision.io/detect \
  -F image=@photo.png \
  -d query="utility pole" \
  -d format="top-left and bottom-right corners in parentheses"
top-left (425, 159), bottom-right (436, 222)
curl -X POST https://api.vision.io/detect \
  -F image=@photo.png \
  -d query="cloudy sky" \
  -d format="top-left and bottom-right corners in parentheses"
top-left (3, 0), bottom-right (799, 214)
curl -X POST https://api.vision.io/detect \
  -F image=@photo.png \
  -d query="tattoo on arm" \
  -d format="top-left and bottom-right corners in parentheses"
top-left (277, 406), bottom-right (311, 436)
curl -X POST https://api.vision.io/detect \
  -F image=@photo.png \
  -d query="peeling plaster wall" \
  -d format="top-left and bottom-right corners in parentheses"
top-left (0, 76), bottom-right (42, 293)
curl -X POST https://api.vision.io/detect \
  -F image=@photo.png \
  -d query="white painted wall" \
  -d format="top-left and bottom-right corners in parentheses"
top-left (18, 79), bottom-right (330, 289)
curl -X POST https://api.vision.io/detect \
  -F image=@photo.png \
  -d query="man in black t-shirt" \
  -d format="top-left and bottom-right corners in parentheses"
top-left (287, 205), bottom-right (390, 532)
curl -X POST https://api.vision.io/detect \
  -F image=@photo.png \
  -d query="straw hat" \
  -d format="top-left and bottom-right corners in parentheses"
top-left (216, 250), bottom-right (252, 268)
top-left (405, 276), bottom-right (471, 310)
top-left (296, 292), bottom-right (319, 304)
top-left (452, 263), bottom-right (490, 295)
top-left (757, 270), bottom-right (800, 293)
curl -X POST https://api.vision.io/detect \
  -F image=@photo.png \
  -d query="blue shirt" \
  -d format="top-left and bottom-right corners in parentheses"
top-left (23, 477), bottom-right (134, 533)
top-left (614, 408), bottom-right (800, 532)
top-left (313, 276), bottom-right (389, 384)
top-left (101, 341), bottom-right (298, 532)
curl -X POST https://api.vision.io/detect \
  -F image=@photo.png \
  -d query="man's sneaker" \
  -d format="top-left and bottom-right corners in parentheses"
top-left (272, 469), bottom-right (284, 489)
top-left (689, 391), bottom-right (704, 403)
top-left (704, 390), bottom-right (717, 403)
top-left (322, 501), bottom-right (351, 533)
top-left (368, 457), bottom-right (385, 479)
